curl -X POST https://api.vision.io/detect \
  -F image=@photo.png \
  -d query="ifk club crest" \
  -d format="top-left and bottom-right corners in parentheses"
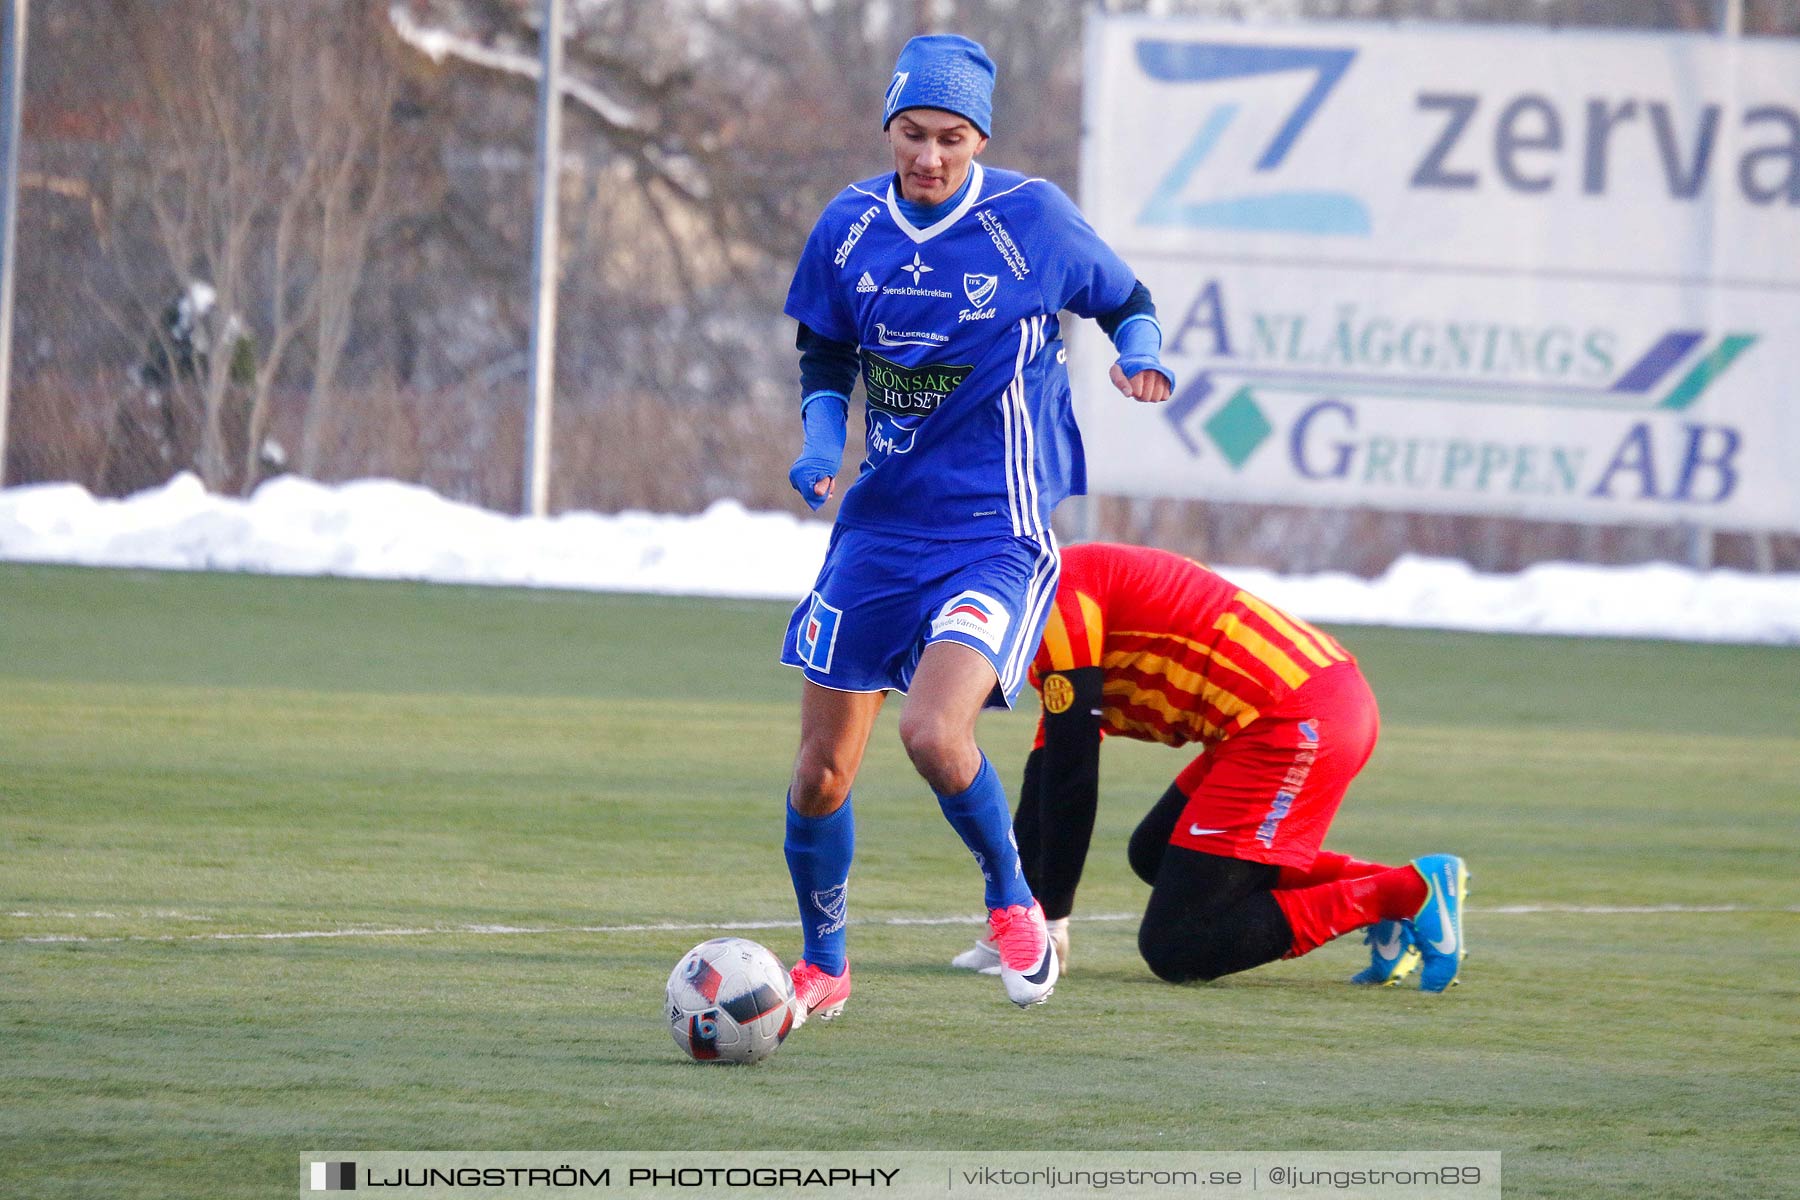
top-left (963, 273), bottom-right (998, 308)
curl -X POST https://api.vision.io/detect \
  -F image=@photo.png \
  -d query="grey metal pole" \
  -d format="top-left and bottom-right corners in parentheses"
top-left (1721, 0), bottom-right (1768, 568)
top-left (0, 0), bottom-right (28, 488)
top-left (523, 0), bottom-right (565, 518)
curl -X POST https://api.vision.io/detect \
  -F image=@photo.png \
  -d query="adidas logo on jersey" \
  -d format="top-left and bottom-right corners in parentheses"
top-left (856, 272), bottom-right (877, 294)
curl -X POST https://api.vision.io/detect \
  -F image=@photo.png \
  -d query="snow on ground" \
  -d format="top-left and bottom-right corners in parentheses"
top-left (2, 472), bottom-right (1796, 645)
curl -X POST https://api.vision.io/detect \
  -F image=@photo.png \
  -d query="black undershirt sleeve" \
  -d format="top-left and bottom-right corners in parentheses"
top-left (1020, 666), bottom-right (1106, 921)
top-left (1094, 279), bottom-right (1156, 341)
top-left (796, 323), bottom-right (860, 400)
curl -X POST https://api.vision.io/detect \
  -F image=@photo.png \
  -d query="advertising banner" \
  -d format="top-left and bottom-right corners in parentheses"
top-left (1078, 18), bottom-right (1800, 531)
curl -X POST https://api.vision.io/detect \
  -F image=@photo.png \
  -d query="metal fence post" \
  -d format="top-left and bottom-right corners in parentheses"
top-left (523, 0), bottom-right (565, 518)
top-left (0, 0), bottom-right (29, 488)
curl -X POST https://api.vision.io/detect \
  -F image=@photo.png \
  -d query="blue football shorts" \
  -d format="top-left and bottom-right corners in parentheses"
top-left (780, 525), bottom-right (1061, 709)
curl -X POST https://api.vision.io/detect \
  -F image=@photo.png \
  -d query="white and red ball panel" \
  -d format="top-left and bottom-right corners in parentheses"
top-left (665, 937), bottom-right (796, 1064)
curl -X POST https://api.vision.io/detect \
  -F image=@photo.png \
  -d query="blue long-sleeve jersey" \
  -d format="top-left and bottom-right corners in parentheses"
top-left (784, 164), bottom-right (1141, 542)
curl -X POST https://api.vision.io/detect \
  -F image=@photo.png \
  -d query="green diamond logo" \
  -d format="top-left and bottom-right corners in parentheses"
top-left (1203, 386), bottom-right (1272, 470)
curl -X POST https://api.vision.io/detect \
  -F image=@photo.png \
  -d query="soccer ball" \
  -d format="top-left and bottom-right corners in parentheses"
top-left (665, 937), bottom-right (796, 1064)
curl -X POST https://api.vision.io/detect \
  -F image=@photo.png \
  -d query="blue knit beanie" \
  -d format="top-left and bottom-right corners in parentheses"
top-left (882, 34), bottom-right (995, 137)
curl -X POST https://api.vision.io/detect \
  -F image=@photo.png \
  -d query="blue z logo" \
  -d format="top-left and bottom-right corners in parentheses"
top-left (1134, 41), bottom-right (1370, 236)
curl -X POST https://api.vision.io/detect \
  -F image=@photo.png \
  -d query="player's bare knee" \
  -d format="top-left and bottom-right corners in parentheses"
top-left (895, 706), bottom-right (939, 759)
top-left (790, 752), bottom-right (854, 816)
top-left (897, 712), bottom-right (969, 791)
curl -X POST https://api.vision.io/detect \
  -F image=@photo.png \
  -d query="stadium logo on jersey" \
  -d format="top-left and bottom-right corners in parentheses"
top-left (883, 71), bottom-right (910, 121)
top-left (834, 204), bottom-right (882, 268)
top-left (963, 273), bottom-right (998, 308)
top-left (931, 590), bottom-right (1012, 654)
top-left (810, 882), bottom-right (848, 936)
top-left (799, 592), bottom-right (842, 673)
top-left (874, 322), bottom-right (949, 348)
top-left (861, 350), bottom-right (973, 415)
top-left (856, 271), bottom-right (878, 294)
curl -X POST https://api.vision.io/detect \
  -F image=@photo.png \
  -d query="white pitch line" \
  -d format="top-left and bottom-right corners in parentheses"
top-left (7, 910), bottom-right (216, 921)
top-left (3, 905), bottom-right (1794, 946)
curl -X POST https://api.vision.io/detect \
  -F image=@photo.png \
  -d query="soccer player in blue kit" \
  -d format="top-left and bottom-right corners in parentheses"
top-left (777, 34), bottom-right (1174, 1025)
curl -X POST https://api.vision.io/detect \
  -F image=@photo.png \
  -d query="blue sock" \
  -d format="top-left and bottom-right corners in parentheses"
top-left (784, 793), bottom-right (853, 975)
top-left (936, 754), bottom-right (1034, 911)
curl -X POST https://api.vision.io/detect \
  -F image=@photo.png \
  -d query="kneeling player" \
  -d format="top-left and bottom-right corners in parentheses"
top-left (950, 541), bottom-right (1469, 993)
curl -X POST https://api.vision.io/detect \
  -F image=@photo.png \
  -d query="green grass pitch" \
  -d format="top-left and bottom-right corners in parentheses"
top-left (2, 563), bottom-right (1796, 1199)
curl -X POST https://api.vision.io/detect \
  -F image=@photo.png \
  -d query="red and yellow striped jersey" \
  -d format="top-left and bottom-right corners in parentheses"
top-left (1029, 542), bottom-right (1354, 748)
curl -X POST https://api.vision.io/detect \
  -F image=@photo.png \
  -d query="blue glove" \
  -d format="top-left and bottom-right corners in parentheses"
top-left (788, 391), bottom-right (848, 511)
top-left (1112, 316), bottom-right (1176, 391)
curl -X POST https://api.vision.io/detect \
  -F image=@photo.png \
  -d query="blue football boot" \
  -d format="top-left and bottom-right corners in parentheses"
top-left (1407, 854), bottom-right (1468, 993)
top-left (1350, 919), bottom-right (1421, 986)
